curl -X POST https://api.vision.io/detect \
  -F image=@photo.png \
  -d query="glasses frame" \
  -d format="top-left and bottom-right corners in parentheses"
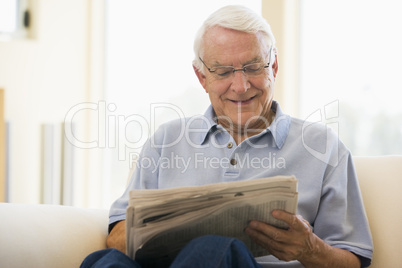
top-left (199, 46), bottom-right (273, 78)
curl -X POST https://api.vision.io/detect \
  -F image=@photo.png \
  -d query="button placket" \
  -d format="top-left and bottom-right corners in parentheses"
top-left (224, 147), bottom-right (240, 178)
top-left (226, 141), bottom-right (237, 166)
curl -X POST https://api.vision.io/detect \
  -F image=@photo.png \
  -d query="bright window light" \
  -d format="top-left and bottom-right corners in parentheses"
top-left (0, 0), bottom-right (18, 33)
top-left (300, 0), bottom-right (402, 155)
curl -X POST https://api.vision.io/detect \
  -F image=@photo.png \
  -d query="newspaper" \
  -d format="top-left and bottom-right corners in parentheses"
top-left (126, 175), bottom-right (298, 265)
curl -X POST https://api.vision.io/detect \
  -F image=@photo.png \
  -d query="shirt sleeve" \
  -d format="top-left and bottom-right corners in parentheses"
top-left (313, 151), bottom-right (373, 264)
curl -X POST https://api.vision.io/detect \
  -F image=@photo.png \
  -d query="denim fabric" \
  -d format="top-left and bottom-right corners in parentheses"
top-left (80, 248), bottom-right (141, 268)
top-left (170, 235), bottom-right (262, 268)
top-left (81, 235), bottom-right (261, 268)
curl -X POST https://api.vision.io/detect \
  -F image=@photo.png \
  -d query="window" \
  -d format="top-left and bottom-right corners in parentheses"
top-left (300, 0), bottom-right (402, 155)
top-left (0, 0), bottom-right (18, 32)
top-left (0, 0), bottom-right (29, 39)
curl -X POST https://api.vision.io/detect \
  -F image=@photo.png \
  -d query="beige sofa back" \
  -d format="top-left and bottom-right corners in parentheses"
top-left (353, 156), bottom-right (402, 267)
top-left (0, 203), bottom-right (108, 268)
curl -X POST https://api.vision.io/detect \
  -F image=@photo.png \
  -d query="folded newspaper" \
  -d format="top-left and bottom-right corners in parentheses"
top-left (126, 175), bottom-right (298, 265)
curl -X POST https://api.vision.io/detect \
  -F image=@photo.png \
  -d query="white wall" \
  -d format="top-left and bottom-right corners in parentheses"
top-left (0, 0), bottom-right (101, 206)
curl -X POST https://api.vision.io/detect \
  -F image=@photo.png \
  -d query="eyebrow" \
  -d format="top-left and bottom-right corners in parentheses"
top-left (211, 56), bottom-right (264, 68)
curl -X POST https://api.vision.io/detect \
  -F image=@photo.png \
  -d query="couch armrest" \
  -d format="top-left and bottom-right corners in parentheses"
top-left (0, 203), bottom-right (108, 268)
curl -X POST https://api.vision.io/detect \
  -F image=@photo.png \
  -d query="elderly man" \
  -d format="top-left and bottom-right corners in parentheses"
top-left (83, 5), bottom-right (373, 268)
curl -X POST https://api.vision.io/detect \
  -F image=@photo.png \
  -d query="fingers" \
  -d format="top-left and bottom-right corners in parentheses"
top-left (247, 211), bottom-right (312, 237)
top-left (245, 220), bottom-right (295, 261)
top-left (247, 220), bottom-right (284, 242)
top-left (245, 221), bottom-right (286, 256)
top-left (272, 210), bottom-right (312, 232)
top-left (245, 212), bottom-right (315, 262)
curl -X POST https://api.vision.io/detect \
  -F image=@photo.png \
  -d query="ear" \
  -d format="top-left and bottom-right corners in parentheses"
top-left (193, 65), bottom-right (208, 92)
top-left (271, 53), bottom-right (279, 79)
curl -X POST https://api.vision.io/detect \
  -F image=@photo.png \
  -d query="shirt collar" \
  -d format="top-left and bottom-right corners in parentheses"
top-left (195, 101), bottom-right (291, 148)
top-left (195, 105), bottom-right (218, 145)
top-left (266, 101), bottom-right (291, 149)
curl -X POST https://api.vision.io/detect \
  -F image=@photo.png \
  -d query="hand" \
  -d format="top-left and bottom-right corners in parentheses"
top-left (245, 210), bottom-right (361, 267)
top-left (245, 210), bottom-right (316, 262)
top-left (106, 220), bottom-right (126, 253)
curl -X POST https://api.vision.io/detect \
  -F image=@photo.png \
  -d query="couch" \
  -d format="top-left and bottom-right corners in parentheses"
top-left (0, 156), bottom-right (401, 268)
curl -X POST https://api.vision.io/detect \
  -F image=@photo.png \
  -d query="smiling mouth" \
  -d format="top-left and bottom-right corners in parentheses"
top-left (230, 96), bottom-right (256, 105)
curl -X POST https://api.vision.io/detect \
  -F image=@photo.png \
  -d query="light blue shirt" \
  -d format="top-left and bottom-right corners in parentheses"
top-left (109, 101), bottom-right (373, 267)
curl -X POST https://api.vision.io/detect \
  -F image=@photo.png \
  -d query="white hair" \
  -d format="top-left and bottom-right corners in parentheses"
top-left (193, 5), bottom-right (276, 73)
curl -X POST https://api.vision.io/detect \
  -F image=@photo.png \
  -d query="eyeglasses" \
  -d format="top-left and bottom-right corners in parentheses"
top-left (199, 46), bottom-right (273, 80)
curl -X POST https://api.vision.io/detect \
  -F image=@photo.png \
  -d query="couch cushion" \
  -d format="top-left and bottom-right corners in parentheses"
top-left (0, 203), bottom-right (108, 268)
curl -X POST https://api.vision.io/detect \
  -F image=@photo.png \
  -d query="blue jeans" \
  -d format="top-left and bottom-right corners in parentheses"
top-left (81, 235), bottom-right (262, 268)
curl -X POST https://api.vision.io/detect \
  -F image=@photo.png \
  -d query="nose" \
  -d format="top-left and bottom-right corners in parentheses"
top-left (230, 70), bottom-right (250, 93)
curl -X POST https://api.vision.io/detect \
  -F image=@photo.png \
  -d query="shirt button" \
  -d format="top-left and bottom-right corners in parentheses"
top-left (230, 159), bottom-right (237, 166)
top-left (227, 142), bottom-right (233, 149)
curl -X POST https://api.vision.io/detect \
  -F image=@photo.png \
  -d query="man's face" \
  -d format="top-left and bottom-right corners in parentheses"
top-left (194, 26), bottom-right (278, 132)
